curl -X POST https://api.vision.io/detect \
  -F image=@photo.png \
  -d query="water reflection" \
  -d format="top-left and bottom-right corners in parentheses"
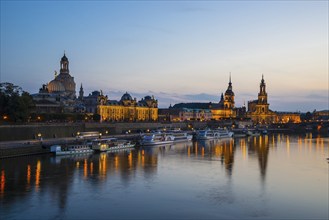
top-left (0, 134), bottom-right (328, 219)
top-left (247, 135), bottom-right (270, 181)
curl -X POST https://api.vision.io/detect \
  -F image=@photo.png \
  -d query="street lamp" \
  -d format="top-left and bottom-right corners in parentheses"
top-left (37, 133), bottom-right (42, 140)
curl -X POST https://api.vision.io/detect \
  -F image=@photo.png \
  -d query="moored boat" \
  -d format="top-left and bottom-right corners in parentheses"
top-left (92, 138), bottom-right (135, 152)
top-left (166, 130), bottom-right (193, 143)
top-left (140, 133), bottom-right (175, 146)
top-left (246, 130), bottom-right (261, 136)
top-left (215, 129), bottom-right (234, 138)
top-left (196, 129), bottom-right (233, 140)
top-left (196, 129), bottom-right (218, 140)
top-left (50, 143), bottom-right (93, 156)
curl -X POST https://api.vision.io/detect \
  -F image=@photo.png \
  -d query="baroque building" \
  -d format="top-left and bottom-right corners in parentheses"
top-left (32, 53), bottom-right (77, 113)
top-left (97, 92), bottom-right (158, 122)
top-left (247, 75), bottom-right (276, 124)
top-left (247, 75), bottom-right (300, 124)
top-left (211, 75), bottom-right (236, 119)
top-left (47, 53), bottom-right (76, 99)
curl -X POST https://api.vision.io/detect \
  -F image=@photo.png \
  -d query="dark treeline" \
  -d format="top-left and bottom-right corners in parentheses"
top-left (0, 82), bottom-right (100, 123)
top-left (0, 82), bottom-right (35, 122)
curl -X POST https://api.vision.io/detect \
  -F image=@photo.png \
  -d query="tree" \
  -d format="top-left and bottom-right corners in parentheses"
top-left (0, 82), bottom-right (35, 122)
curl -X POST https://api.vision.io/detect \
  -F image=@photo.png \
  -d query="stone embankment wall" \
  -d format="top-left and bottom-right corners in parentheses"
top-left (0, 123), bottom-right (84, 141)
top-left (0, 143), bottom-right (49, 158)
top-left (0, 121), bottom-right (210, 142)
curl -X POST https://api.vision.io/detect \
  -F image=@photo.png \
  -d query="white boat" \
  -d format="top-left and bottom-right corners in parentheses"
top-left (196, 129), bottom-right (219, 140)
top-left (50, 143), bottom-right (94, 156)
top-left (91, 138), bottom-right (135, 152)
top-left (140, 133), bottom-right (175, 146)
top-left (215, 129), bottom-right (234, 138)
top-left (166, 131), bottom-right (193, 143)
top-left (246, 130), bottom-right (261, 136)
top-left (196, 129), bottom-right (233, 140)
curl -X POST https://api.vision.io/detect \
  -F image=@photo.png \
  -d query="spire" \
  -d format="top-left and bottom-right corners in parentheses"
top-left (228, 72), bottom-right (232, 88)
top-left (79, 83), bottom-right (84, 100)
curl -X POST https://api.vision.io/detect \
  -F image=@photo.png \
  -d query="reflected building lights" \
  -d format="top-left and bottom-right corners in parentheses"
top-left (90, 162), bottom-right (94, 175)
top-left (141, 152), bottom-right (145, 167)
top-left (35, 160), bottom-right (41, 191)
top-left (83, 159), bottom-right (88, 178)
top-left (286, 135), bottom-right (290, 157)
top-left (240, 139), bottom-right (247, 160)
top-left (264, 135), bottom-right (268, 146)
top-left (114, 155), bottom-right (119, 170)
top-left (128, 152), bottom-right (133, 168)
top-left (0, 170), bottom-right (5, 196)
top-left (271, 135), bottom-right (275, 146)
top-left (27, 165), bottom-right (31, 189)
top-left (99, 153), bottom-right (107, 176)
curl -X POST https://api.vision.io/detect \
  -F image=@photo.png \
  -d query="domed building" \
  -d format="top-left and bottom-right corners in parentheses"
top-left (47, 79), bottom-right (65, 93)
top-left (120, 92), bottom-right (136, 106)
top-left (32, 53), bottom-right (77, 113)
top-left (47, 53), bottom-right (76, 99)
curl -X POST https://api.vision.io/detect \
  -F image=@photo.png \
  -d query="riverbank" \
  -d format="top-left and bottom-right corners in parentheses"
top-left (0, 133), bottom-right (141, 159)
top-left (1, 121), bottom-right (327, 158)
top-left (0, 121), bottom-right (196, 142)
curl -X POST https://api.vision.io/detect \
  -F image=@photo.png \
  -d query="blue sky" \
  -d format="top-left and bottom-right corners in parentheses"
top-left (1, 1), bottom-right (328, 112)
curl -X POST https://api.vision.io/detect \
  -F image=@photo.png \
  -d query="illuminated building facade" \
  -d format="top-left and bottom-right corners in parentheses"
top-left (247, 75), bottom-right (276, 124)
top-left (98, 92), bottom-right (158, 122)
top-left (166, 107), bottom-right (212, 122)
top-left (247, 75), bottom-right (300, 124)
top-left (275, 112), bottom-right (301, 123)
top-left (211, 75), bottom-right (236, 119)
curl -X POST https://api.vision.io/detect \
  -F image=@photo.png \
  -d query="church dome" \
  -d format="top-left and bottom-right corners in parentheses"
top-left (48, 80), bottom-right (65, 93)
top-left (121, 92), bottom-right (133, 101)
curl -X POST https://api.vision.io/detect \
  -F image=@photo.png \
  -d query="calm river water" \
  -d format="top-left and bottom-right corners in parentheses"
top-left (0, 134), bottom-right (328, 219)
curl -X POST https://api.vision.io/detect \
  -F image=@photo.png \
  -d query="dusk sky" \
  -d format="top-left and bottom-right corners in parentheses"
top-left (1, 1), bottom-right (328, 112)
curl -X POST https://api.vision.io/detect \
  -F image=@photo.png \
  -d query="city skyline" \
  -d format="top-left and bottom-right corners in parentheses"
top-left (1, 1), bottom-right (328, 112)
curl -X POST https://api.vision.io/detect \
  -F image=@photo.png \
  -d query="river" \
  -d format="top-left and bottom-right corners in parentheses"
top-left (0, 133), bottom-right (328, 219)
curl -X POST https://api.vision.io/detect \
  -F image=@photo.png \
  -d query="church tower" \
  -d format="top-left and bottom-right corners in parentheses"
top-left (255, 75), bottom-right (269, 113)
top-left (79, 83), bottom-right (84, 100)
top-left (224, 74), bottom-right (235, 109)
top-left (60, 53), bottom-right (69, 74)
